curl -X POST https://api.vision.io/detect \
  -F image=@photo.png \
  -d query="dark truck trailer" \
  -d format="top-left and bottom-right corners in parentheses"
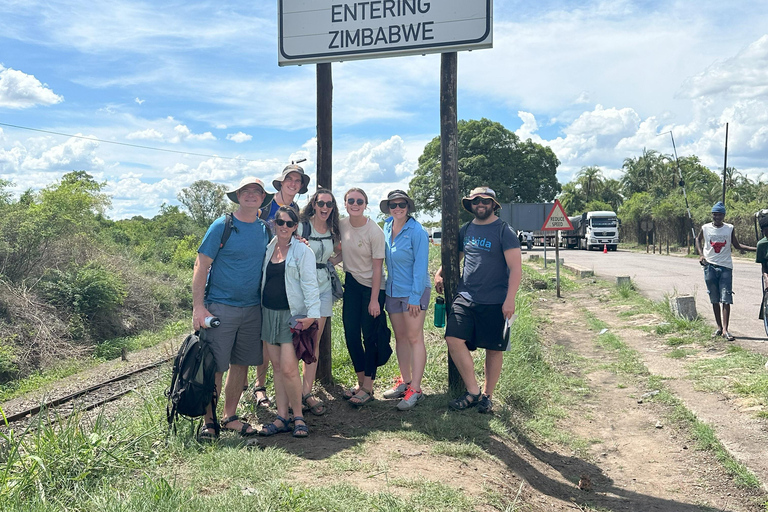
top-left (497, 202), bottom-right (557, 247)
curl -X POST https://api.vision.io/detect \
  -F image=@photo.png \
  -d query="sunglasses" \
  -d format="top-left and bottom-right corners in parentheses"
top-left (347, 198), bottom-right (365, 206)
top-left (471, 197), bottom-right (494, 205)
top-left (275, 219), bottom-right (297, 228)
top-left (388, 201), bottom-right (408, 210)
top-left (316, 200), bottom-right (334, 208)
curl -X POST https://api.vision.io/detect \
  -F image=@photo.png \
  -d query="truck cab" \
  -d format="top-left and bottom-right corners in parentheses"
top-left (584, 211), bottom-right (619, 251)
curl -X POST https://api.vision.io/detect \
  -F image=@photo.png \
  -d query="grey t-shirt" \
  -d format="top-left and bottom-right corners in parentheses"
top-left (457, 219), bottom-right (520, 304)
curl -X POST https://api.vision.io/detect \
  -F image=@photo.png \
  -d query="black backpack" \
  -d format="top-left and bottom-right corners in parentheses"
top-left (166, 329), bottom-right (218, 434)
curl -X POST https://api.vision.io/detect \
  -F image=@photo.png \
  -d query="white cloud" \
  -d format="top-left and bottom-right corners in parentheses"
top-left (171, 123), bottom-right (215, 143)
top-left (0, 65), bottom-right (63, 109)
top-left (226, 131), bottom-right (252, 143)
top-left (336, 136), bottom-right (412, 186)
top-left (134, 97), bottom-right (144, 105)
top-left (126, 128), bottom-right (164, 141)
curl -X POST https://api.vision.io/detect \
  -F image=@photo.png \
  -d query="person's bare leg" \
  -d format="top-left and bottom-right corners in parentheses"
top-left (483, 350), bottom-right (504, 399)
top-left (445, 336), bottom-right (480, 395)
top-left (722, 304), bottom-right (731, 333)
top-left (388, 312), bottom-right (413, 383)
top-left (221, 364), bottom-right (255, 433)
top-left (401, 310), bottom-right (427, 391)
top-left (712, 304), bottom-right (723, 330)
top-left (253, 347), bottom-right (271, 405)
top-left (301, 317), bottom-right (327, 412)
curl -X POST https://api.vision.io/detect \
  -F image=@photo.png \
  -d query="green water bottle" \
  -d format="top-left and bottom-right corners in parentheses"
top-left (434, 296), bottom-right (446, 328)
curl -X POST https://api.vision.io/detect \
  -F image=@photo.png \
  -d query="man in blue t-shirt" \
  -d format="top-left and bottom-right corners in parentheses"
top-left (192, 177), bottom-right (271, 440)
top-left (434, 186), bottom-right (522, 414)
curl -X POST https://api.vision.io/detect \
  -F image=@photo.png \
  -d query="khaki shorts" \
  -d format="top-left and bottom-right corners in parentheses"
top-left (204, 303), bottom-right (263, 373)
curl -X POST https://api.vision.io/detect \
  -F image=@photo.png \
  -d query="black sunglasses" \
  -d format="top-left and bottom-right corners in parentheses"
top-left (347, 198), bottom-right (365, 206)
top-left (388, 201), bottom-right (408, 210)
top-left (275, 219), bottom-right (297, 228)
top-left (471, 197), bottom-right (493, 205)
top-left (316, 200), bottom-right (334, 208)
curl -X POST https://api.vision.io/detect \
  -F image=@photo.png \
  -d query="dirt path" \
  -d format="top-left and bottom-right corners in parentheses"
top-left (538, 293), bottom-right (765, 510)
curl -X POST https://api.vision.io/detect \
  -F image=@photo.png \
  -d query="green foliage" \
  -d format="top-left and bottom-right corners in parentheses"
top-left (41, 262), bottom-right (127, 319)
top-left (177, 180), bottom-right (230, 227)
top-left (0, 343), bottom-right (19, 381)
top-left (171, 235), bottom-right (200, 269)
top-left (409, 118), bottom-right (561, 215)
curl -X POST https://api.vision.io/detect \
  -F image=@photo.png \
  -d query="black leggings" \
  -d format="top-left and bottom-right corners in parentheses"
top-left (342, 273), bottom-right (386, 380)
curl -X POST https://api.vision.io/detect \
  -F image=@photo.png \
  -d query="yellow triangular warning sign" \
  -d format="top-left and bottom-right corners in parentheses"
top-left (541, 200), bottom-right (574, 231)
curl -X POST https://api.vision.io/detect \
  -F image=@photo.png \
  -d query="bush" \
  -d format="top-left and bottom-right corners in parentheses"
top-left (41, 262), bottom-right (127, 320)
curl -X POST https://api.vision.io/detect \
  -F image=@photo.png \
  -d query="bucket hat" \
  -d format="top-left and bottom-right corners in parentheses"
top-left (226, 177), bottom-right (273, 206)
top-left (379, 189), bottom-right (416, 215)
top-left (273, 164), bottom-right (310, 195)
top-left (462, 186), bottom-right (501, 213)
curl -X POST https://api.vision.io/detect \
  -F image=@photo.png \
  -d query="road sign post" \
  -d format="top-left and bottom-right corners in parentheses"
top-left (541, 200), bottom-right (574, 298)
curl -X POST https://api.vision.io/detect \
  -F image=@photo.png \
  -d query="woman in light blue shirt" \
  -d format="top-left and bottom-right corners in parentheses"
top-left (380, 190), bottom-right (431, 410)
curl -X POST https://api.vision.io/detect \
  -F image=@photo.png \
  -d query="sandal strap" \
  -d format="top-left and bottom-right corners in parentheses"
top-left (221, 415), bottom-right (239, 426)
top-left (253, 386), bottom-right (267, 393)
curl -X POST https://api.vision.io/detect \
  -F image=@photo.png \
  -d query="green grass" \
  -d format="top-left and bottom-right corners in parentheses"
top-left (686, 345), bottom-right (768, 402)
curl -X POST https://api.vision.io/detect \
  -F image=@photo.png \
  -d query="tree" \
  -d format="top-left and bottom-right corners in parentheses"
top-left (575, 166), bottom-right (603, 202)
top-left (177, 180), bottom-right (229, 227)
top-left (408, 118), bottom-right (561, 214)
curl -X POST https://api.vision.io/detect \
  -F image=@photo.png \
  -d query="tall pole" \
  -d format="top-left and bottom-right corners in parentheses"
top-left (316, 62), bottom-right (333, 385)
top-left (440, 52), bottom-right (462, 395)
top-left (722, 122), bottom-right (728, 205)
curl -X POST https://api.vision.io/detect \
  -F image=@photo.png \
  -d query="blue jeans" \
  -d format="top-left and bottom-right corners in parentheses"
top-left (703, 263), bottom-right (733, 304)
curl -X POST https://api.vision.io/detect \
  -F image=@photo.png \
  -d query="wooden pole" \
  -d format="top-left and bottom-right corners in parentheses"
top-left (440, 52), bottom-right (462, 395)
top-left (722, 122), bottom-right (728, 205)
top-left (316, 62), bottom-right (333, 386)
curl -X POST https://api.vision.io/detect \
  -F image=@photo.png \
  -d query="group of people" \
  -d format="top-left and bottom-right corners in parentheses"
top-left (191, 163), bottom-right (523, 441)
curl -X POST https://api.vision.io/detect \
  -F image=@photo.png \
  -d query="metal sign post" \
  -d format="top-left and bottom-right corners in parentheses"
top-left (541, 200), bottom-right (574, 298)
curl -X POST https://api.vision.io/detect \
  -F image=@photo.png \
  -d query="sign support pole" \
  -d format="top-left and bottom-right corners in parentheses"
top-left (316, 62), bottom-right (333, 386)
top-left (555, 237), bottom-right (561, 298)
top-left (439, 52), bottom-right (462, 395)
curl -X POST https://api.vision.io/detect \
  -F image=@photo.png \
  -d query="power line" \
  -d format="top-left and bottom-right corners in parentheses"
top-left (0, 121), bottom-right (255, 162)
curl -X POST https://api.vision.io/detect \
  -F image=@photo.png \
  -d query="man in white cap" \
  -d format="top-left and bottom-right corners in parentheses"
top-left (434, 186), bottom-right (522, 414)
top-left (192, 177), bottom-right (272, 440)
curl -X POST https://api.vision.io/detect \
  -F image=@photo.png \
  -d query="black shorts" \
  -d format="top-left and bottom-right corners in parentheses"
top-left (445, 295), bottom-right (506, 351)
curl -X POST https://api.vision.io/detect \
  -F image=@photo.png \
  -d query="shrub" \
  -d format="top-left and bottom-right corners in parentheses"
top-left (41, 262), bottom-right (127, 320)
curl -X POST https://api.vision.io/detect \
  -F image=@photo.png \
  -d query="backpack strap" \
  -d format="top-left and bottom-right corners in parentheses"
top-left (301, 220), bottom-right (311, 240)
top-left (219, 212), bottom-right (236, 250)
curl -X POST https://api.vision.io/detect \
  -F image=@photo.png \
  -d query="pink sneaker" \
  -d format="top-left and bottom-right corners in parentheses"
top-left (383, 377), bottom-right (409, 399)
top-left (397, 387), bottom-right (424, 410)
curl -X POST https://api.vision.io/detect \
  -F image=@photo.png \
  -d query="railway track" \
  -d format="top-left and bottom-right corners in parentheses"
top-left (1, 356), bottom-right (174, 429)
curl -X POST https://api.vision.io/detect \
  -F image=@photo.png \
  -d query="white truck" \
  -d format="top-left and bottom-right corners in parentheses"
top-left (562, 211), bottom-right (620, 251)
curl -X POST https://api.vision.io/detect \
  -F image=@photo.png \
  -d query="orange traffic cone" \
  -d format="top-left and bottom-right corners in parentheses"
top-left (603, 244), bottom-right (608, 253)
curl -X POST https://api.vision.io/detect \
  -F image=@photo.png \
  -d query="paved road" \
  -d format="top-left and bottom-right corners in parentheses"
top-left (528, 246), bottom-right (768, 351)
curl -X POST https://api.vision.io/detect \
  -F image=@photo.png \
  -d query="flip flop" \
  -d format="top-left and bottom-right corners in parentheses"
top-left (723, 331), bottom-right (735, 341)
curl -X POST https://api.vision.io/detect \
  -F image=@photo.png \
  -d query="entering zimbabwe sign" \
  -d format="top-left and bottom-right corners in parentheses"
top-left (278, 0), bottom-right (493, 66)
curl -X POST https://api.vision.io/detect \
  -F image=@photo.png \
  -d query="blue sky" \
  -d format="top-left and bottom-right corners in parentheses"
top-left (2, 0), bottom-right (768, 219)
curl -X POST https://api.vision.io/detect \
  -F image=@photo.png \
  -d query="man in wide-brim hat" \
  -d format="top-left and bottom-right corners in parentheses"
top-left (191, 176), bottom-right (272, 440)
top-left (461, 186), bottom-right (501, 214)
top-left (434, 185), bottom-right (521, 415)
top-left (273, 164), bottom-right (311, 195)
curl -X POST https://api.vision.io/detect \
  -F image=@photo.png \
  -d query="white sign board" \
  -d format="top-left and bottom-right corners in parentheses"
top-left (541, 200), bottom-right (574, 231)
top-left (278, 0), bottom-right (493, 66)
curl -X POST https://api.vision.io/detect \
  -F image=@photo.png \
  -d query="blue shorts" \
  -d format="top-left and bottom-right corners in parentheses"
top-left (703, 263), bottom-right (733, 304)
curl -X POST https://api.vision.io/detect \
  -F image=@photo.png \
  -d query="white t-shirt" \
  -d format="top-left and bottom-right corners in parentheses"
top-left (339, 217), bottom-right (386, 289)
top-left (701, 222), bottom-right (734, 269)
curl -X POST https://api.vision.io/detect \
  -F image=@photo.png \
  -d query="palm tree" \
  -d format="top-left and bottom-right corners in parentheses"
top-left (575, 166), bottom-right (604, 202)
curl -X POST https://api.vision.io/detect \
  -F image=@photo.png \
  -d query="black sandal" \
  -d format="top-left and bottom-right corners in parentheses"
top-left (252, 386), bottom-right (271, 407)
top-left (449, 391), bottom-right (481, 411)
top-left (221, 415), bottom-right (259, 437)
top-left (292, 415), bottom-right (309, 438)
top-left (197, 422), bottom-right (219, 442)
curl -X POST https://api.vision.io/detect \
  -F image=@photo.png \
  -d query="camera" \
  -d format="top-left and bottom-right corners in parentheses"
top-left (204, 316), bottom-right (221, 328)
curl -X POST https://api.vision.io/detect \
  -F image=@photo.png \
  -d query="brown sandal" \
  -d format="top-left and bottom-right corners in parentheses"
top-left (349, 388), bottom-right (374, 407)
